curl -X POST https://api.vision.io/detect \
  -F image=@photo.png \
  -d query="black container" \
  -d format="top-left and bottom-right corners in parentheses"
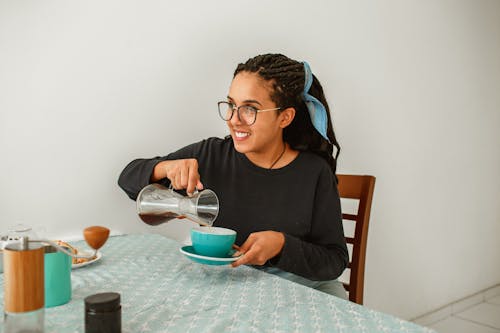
top-left (84, 292), bottom-right (121, 333)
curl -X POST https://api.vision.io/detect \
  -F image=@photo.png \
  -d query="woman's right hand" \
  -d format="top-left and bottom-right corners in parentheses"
top-left (151, 159), bottom-right (203, 195)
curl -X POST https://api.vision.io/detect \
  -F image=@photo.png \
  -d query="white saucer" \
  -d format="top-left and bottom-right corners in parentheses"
top-left (72, 250), bottom-right (102, 269)
top-left (180, 246), bottom-right (242, 266)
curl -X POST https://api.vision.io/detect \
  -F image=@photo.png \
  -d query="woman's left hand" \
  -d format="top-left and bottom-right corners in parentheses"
top-left (231, 231), bottom-right (285, 267)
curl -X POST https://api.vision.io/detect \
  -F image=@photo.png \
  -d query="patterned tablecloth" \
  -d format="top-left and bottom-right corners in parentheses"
top-left (0, 234), bottom-right (434, 333)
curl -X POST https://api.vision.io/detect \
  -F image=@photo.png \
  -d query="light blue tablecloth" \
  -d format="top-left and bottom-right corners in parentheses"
top-left (0, 234), bottom-right (434, 332)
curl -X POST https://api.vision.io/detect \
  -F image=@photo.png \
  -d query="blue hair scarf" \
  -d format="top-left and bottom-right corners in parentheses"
top-left (302, 61), bottom-right (331, 143)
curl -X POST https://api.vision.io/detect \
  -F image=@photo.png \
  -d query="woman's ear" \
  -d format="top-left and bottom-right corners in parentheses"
top-left (279, 107), bottom-right (296, 128)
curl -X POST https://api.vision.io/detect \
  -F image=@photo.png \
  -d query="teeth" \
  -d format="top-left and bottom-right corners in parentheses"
top-left (235, 131), bottom-right (249, 138)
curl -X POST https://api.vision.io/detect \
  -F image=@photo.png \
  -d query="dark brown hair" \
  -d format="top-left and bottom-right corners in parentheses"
top-left (234, 53), bottom-right (340, 175)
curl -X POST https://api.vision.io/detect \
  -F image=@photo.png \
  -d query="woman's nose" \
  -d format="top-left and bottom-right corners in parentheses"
top-left (229, 109), bottom-right (243, 126)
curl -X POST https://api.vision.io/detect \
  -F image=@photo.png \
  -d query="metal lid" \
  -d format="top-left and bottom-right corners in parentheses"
top-left (85, 292), bottom-right (121, 313)
top-left (4, 237), bottom-right (43, 251)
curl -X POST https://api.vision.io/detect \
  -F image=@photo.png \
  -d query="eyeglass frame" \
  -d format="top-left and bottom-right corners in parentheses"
top-left (217, 101), bottom-right (282, 126)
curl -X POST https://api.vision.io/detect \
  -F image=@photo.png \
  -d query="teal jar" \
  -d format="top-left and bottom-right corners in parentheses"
top-left (44, 245), bottom-right (72, 307)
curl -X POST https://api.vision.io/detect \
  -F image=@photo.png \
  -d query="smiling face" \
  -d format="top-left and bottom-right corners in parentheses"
top-left (226, 72), bottom-right (294, 163)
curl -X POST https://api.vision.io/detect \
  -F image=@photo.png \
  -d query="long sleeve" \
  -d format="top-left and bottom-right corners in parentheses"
top-left (118, 158), bottom-right (164, 200)
top-left (117, 141), bottom-right (204, 200)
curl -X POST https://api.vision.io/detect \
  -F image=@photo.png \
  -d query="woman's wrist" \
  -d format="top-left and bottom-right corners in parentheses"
top-left (150, 161), bottom-right (169, 182)
top-left (269, 231), bottom-right (285, 264)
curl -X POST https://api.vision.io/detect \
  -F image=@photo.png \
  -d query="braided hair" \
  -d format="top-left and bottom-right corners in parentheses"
top-left (234, 54), bottom-right (340, 175)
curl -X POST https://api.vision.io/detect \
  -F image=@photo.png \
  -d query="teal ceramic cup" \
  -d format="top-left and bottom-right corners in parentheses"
top-left (44, 245), bottom-right (72, 307)
top-left (190, 227), bottom-right (236, 257)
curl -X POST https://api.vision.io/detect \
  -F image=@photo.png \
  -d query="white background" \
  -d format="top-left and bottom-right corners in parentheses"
top-left (1, 0), bottom-right (499, 320)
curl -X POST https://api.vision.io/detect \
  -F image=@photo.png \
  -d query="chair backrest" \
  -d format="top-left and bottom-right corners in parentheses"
top-left (337, 174), bottom-right (376, 305)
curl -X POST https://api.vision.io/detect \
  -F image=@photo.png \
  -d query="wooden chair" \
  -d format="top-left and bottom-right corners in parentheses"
top-left (337, 174), bottom-right (376, 305)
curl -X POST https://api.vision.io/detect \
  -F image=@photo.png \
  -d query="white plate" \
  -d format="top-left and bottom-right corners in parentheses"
top-left (72, 250), bottom-right (102, 269)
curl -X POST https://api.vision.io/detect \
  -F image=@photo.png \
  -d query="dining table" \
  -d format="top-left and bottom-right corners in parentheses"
top-left (0, 233), bottom-right (435, 332)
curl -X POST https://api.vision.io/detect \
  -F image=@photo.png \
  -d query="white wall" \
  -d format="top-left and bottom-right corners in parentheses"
top-left (1, 0), bottom-right (499, 320)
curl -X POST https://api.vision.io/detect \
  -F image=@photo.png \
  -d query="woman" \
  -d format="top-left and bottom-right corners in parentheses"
top-left (118, 54), bottom-right (349, 298)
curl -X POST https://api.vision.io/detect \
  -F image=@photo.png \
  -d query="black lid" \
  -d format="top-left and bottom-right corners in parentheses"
top-left (85, 292), bottom-right (121, 312)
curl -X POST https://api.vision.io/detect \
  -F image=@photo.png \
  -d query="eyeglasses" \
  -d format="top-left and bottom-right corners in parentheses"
top-left (217, 101), bottom-right (281, 126)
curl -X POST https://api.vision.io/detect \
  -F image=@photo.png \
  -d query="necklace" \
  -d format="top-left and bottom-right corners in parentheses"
top-left (269, 143), bottom-right (287, 169)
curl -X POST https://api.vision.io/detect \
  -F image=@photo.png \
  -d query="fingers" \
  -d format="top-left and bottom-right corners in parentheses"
top-left (236, 234), bottom-right (256, 255)
top-left (165, 159), bottom-right (202, 194)
top-left (231, 244), bottom-right (242, 257)
top-left (231, 235), bottom-right (259, 267)
top-left (231, 250), bottom-right (252, 267)
top-left (196, 180), bottom-right (204, 191)
top-left (186, 166), bottom-right (202, 196)
top-left (179, 166), bottom-right (188, 191)
top-left (231, 246), bottom-right (266, 267)
top-left (231, 232), bottom-right (285, 268)
top-left (231, 240), bottom-right (250, 267)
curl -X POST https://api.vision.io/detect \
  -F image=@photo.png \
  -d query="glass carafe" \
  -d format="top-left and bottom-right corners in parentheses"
top-left (136, 183), bottom-right (219, 227)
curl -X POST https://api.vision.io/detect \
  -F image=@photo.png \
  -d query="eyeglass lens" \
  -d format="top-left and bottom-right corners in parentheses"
top-left (218, 102), bottom-right (256, 125)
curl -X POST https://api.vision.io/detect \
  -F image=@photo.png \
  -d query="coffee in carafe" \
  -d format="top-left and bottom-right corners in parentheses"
top-left (138, 212), bottom-right (181, 225)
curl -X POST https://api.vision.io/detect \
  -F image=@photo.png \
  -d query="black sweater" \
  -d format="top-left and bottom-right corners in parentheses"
top-left (118, 137), bottom-right (348, 281)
